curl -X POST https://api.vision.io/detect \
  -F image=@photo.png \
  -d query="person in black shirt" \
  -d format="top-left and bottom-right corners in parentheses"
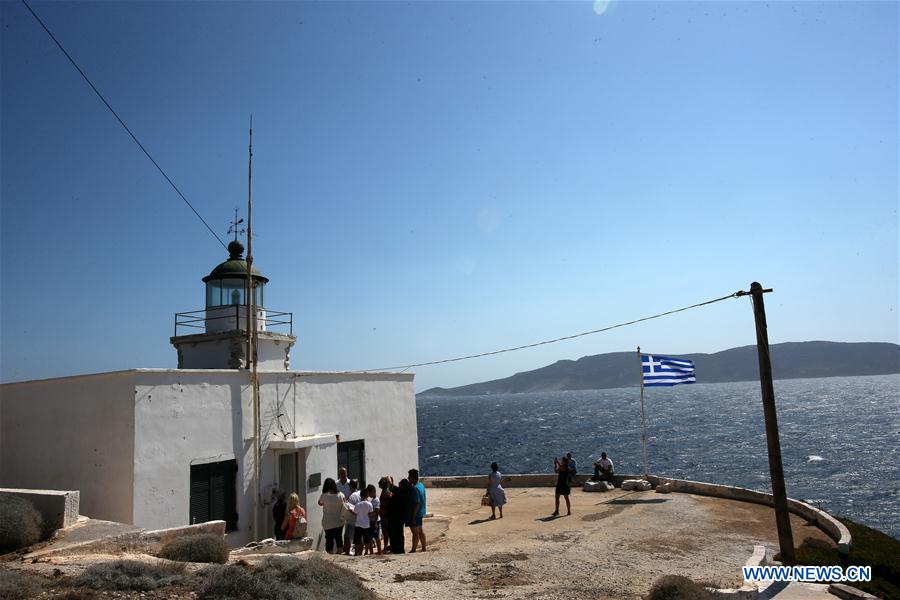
top-left (388, 478), bottom-right (410, 553)
top-left (271, 489), bottom-right (287, 540)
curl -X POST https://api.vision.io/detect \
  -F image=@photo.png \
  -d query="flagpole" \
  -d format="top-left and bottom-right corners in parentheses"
top-left (637, 346), bottom-right (649, 477)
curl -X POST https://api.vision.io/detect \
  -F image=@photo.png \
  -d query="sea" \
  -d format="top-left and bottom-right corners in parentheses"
top-left (417, 374), bottom-right (900, 539)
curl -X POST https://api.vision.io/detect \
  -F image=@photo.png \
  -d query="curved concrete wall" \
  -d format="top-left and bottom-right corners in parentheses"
top-left (423, 473), bottom-right (851, 554)
top-left (652, 476), bottom-right (851, 555)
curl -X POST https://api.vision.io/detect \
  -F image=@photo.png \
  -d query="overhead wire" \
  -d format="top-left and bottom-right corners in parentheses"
top-left (20, 0), bottom-right (229, 251)
top-left (18, 2), bottom-right (748, 372)
top-left (363, 291), bottom-right (745, 372)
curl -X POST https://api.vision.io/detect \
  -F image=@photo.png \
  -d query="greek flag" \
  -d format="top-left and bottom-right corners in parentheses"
top-left (642, 354), bottom-right (696, 387)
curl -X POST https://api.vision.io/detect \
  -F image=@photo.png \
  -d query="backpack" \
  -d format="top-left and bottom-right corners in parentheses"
top-left (291, 510), bottom-right (307, 538)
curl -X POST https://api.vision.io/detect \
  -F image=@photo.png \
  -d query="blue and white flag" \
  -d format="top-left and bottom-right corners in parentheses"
top-left (642, 354), bottom-right (696, 387)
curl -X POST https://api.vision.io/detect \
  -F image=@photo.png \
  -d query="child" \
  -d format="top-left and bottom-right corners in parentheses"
top-left (351, 485), bottom-right (375, 556)
top-left (368, 484), bottom-right (382, 555)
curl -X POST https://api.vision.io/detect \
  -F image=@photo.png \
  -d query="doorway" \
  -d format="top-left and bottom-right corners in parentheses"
top-left (337, 440), bottom-right (365, 489)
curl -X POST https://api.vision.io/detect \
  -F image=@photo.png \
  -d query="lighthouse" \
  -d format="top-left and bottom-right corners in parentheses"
top-left (171, 239), bottom-right (296, 370)
top-left (2, 232), bottom-right (417, 544)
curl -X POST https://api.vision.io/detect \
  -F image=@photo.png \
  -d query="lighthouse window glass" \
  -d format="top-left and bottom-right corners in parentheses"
top-left (206, 281), bottom-right (223, 307)
top-left (221, 281), bottom-right (246, 306)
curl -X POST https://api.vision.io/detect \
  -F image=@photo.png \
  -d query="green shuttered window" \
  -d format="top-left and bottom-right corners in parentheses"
top-left (337, 440), bottom-right (365, 491)
top-left (189, 459), bottom-right (237, 532)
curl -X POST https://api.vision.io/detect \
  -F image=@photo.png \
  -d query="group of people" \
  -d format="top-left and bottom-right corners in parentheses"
top-left (552, 451), bottom-right (614, 516)
top-left (272, 467), bottom-right (428, 555)
top-left (271, 453), bottom-right (615, 550)
top-left (320, 467), bottom-right (428, 555)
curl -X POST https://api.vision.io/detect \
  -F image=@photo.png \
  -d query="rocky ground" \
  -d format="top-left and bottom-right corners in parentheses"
top-left (323, 486), bottom-right (834, 600)
top-left (2, 487), bottom-right (835, 599)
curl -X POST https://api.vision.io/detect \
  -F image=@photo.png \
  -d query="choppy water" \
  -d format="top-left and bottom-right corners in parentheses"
top-left (417, 374), bottom-right (900, 538)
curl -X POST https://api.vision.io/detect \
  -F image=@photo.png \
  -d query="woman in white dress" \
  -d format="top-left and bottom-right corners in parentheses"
top-left (486, 462), bottom-right (507, 519)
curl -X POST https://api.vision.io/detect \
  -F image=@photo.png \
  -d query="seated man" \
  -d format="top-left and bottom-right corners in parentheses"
top-left (593, 452), bottom-right (614, 482)
top-left (566, 452), bottom-right (577, 476)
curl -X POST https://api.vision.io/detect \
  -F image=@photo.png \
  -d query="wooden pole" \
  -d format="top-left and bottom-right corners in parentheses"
top-left (749, 281), bottom-right (794, 564)
top-left (247, 116), bottom-right (260, 542)
top-left (637, 346), bottom-right (649, 477)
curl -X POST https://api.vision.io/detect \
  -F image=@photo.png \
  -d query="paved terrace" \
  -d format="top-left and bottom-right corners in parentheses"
top-left (326, 486), bottom-right (836, 600)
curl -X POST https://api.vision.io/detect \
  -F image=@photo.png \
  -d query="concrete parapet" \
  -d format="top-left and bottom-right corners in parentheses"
top-left (653, 477), bottom-right (852, 555)
top-left (785, 498), bottom-right (852, 556)
top-left (707, 588), bottom-right (758, 599)
top-left (745, 545), bottom-right (768, 568)
top-left (425, 474), bottom-right (556, 487)
top-left (26, 520), bottom-right (227, 559)
top-left (0, 488), bottom-right (80, 529)
top-left (142, 520), bottom-right (227, 552)
top-left (828, 583), bottom-right (880, 600)
top-left (423, 473), bottom-right (634, 488)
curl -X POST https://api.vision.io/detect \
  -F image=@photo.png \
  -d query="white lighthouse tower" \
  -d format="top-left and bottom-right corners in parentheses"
top-left (170, 239), bottom-right (296, 370)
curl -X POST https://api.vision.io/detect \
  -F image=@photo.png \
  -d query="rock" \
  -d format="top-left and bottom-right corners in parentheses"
top-left (621, 479), bottom-right (652, 491)
top-left (655, 482), bottom-right (673, 494)
top-left (231, 537), bottom-right (312, 555)
top-left (583, 481), bottom-right (614, 492)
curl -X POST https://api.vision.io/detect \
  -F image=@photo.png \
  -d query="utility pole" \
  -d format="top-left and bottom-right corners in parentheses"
top-left (247, 116), bottom-right (260, 542)
top-left (744, 282), bottom-right (795, 564)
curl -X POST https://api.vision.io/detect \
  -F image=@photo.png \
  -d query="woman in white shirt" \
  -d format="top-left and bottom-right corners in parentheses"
top-left (486, 462), bottom-right (507, 520)
top-left (318, 478), bottom-right (346, 553)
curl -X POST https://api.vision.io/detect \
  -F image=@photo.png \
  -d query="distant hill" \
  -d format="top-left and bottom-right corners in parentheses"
top-left (417, 341), bottom-right (900, 397)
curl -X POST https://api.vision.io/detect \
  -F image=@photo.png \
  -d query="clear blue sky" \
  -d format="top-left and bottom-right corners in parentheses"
top-left (1, 1), bottom-right (897, 391)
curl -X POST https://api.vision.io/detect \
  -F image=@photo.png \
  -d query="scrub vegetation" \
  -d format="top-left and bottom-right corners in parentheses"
top-left (74, 559), bottom-right (187, 591)
top-left (158, 533), bottom-right (230, 564)
top-left (0, 556), bottom-right (376, 600)
top-left (0, 569), bottom-right (44, 598)
top-left (198, 555), bottom-right (377, 600)
top-left (646, 575), bottom-right (714, 600)
top-left (0, 494), bottom-right (46, 553)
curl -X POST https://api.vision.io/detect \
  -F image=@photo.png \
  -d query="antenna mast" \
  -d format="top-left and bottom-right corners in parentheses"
top-left (246, 115), bottom-right (261, 542)
top-left (246, 117), bottom-right (254, 365)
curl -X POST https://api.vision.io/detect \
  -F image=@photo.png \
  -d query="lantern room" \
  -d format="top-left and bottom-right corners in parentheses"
top-left (200, 240), bottom-right (268, 334)
top-left (171, 238), bottom-right (295, 370)
top-left (203, 240), bottom-right (268, 309)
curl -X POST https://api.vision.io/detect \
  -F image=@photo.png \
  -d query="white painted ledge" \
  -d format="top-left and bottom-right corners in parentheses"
top-left (267, 433), bottom-right (338, 450)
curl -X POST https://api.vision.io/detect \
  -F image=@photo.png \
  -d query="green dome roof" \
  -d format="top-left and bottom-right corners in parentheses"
top-left (202, 240), bottom-right (269, 283)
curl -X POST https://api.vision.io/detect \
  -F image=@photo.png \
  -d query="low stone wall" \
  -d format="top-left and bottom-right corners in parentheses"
top-left (27, 520), bottom-right (227, 559)
top-left (653, 477), bottom-right (851, 555)
top-left (828, 583), bottom-right (880, 600)
top-left (0, 488), bottom-right (80, 529)
top-left (423, 473), bottom-right (629, 488)
top-left (422, 474), bottom-right (852, 554)
top-left (142, 520), bottom-right (227, 553)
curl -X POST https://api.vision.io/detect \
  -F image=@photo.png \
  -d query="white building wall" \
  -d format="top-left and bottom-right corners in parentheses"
top-left (1, 368), bottom-right (416, 548)
top-left (173, 334), bottom-right (293, 370)
top-left (0, 372), bottom-right (136, 524)
top-left (257, 372), bottom-right (417, 544)
top-left (132, 370), bottom-right (249, 541)
top-left (302, 440), bottom-right (338, 549)
top-left (132, 369), bottom-right (416, 547)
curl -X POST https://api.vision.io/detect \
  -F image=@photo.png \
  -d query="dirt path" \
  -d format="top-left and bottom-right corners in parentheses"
top-left (322, 487), bottom-right (833, 600)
